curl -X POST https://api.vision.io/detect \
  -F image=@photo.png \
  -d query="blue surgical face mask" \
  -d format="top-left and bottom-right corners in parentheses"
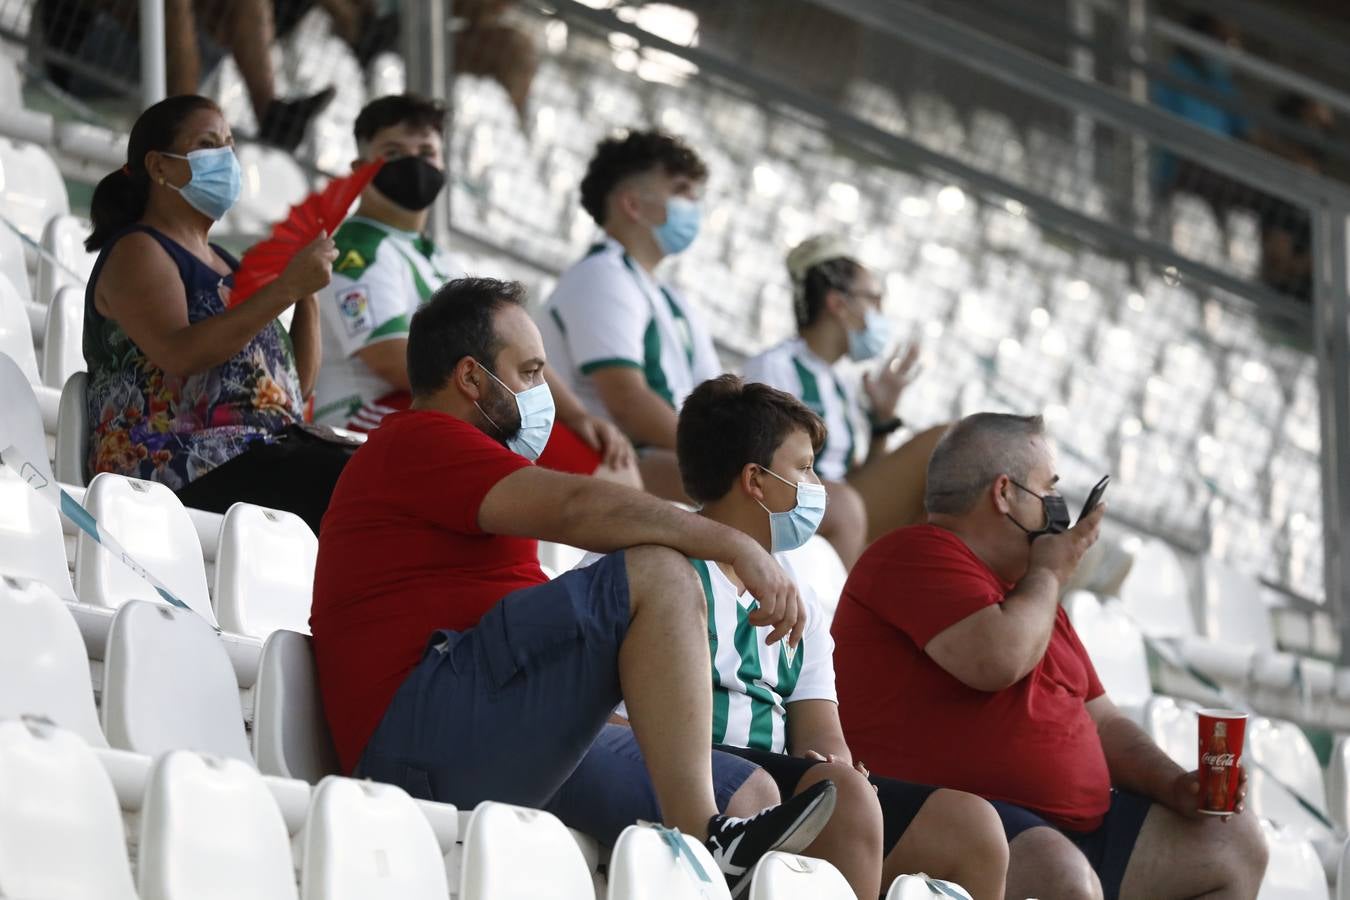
top-left (474, 362), bottom-right (556, 461)
top-left (847, 307), bottom-right (893, 361)
top-left (653, 196), bottom-right (701, 256)
top-left (161, 146), bottom-right (242, 220)
top-left (755, 466), bottom-right (828, 553)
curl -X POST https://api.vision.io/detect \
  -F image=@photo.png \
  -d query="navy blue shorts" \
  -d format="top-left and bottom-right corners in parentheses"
top-left (544, 724), bottom-right (759, 846)
top-left (992, 790), bottom-right (1154, 900)
top-left (356, 552), bottom-right (633, 811)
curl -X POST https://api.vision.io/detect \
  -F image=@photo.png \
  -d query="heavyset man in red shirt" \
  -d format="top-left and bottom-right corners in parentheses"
top-left (310, 277), bottom-right (836, 896)
top-left (832, 412), bottom-right (1268, 900)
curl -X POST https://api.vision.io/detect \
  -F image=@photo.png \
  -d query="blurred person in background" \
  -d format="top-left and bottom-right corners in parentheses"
top-left (832, 413), bottom-right (1267, 900)
top-left (1257, 93), bottom-right (1335, 301)
top-left (573, 374), bottom-right (1011, 900)
top-left (36, 0), bottom-right (333, 151)
top-left (83, 95), bottom-right (347, 532)
top-left (539, 129), bottom-right (721, 501)
top-left (742, 235), bottom-right (947, 565)
top-left (313, 93), bottom-right (638, 485)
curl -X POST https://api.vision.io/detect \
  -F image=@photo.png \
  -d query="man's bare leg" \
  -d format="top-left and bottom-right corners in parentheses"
top-left (846, 424), bottom-right (948, 543)
top-left (886, 789), bottom-right (1008, 900)
top-left (164, 0), bottom-right (200, 95)
top-left (202, 0), bottom-right (278, 114)
top-left (1118, 805), bottom-right (1266, 900)
top-left (619, 545), bottom-right (719, 839)
top-left (1005, 826), bottom-right (1102, 900)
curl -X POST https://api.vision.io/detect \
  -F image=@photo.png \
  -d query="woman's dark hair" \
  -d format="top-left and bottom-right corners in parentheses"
top-left (408, 276), bottom-right (527, 397)
top-left (794, 256), bottom-right (863, 329)
top-left (579, 129), bottom-right (707, 226)
top-left (677, 375), bottom-right (826, 504)
top-left (86, 94), bottom-right (220, 252)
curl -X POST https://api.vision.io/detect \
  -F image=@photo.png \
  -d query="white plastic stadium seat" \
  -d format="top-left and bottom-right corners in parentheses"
top-left (75, 471), bottom-right (217, 623)
top-left (887, 874), bottom-right (974, 899)
top-left (1337, 835), bottom-right (1350, 900)
top-left (35, 213), bottom-right (95, 305)
top-left (1142, 695), bottom-right (1199, 770)
top-left (538, 540), bottom-right (587, 575)
top-left (1064, 591), bottom-right (1153, 719)
top-left (0, 353), bottom-right (77, 600)
top-left (0, 137), bottom-right (71, 242)
top-left (220, 144), bottom-right (310, 237)
top-left (215, 502), bottom-right (317, 638)
top-left (748, 851), bottom-right (854, 899)
top-left (0, 271), bottom-right (39, 380)
top-left (253, 628), bottom-right (340, 782)
top-left (606, 823), bottom-right (732, 900)
top-left (0, 575), bottom-right (106, 745)
top-left (1246, 716), bottom-right (1336, 848)
top-left (459, 801), bottom-right (594, 900)
top-left (54, 369), bottom-right (89, 485)
top-left (101, 599), bottom-right (252, 761)
top-left (138, 750), bottom-right (300, 900)
top-left (0, 214), bottom-right (29, 303)
top-left (300, 776), bottom-right (450, 900)
top-left (1117, 538), bottom-right (1194, 638)
top-left (1258, 819), bottom-right (1329, 900)
top-left (1328, 736), bottom-right (1350, 833)
top-left (0, 717), bottom-right (138, 899)
top-left (40, 283), bottom-right (84, 388)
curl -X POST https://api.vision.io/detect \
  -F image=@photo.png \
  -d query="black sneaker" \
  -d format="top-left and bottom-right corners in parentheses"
top-left (704, 779), bottom-right (837, 898)
top-left (257, 87), bottom-right (336, 153)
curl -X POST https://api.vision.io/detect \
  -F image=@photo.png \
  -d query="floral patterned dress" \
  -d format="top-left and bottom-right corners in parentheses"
top-left (84, 225), bottom-right (304, 491)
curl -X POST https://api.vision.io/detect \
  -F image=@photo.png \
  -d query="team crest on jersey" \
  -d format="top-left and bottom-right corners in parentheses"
top-left (337, 285), bottom-right (373, 336)
top-left (336, 249), bottom-right (365, 273)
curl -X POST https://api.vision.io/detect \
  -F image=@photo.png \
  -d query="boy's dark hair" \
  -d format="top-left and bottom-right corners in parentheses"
top-left (677, 375), bottom-right (827, 503)
top-left (354, 93), bottom-right (447, 145)
top-left (408, 277), bottom-right (526, 397)
top-left (579, 129), bottom-right (708, 226)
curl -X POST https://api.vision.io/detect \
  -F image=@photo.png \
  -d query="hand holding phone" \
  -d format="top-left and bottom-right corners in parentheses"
top-left (1079, 475), bottom-right (1110, 523)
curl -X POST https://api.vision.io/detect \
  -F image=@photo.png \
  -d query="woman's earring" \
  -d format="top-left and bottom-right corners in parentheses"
top-left (158, 177), bottom-right (165, 186)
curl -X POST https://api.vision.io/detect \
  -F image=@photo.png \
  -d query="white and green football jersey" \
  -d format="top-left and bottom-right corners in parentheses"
top-left (538, 236), bottom-right (722, 425)
top-left (606, 550), bottom-right (837, 755)
top-left (313, 216), bottom-right (465, 430)
top-left (742, 337), bottom-right (867, 482)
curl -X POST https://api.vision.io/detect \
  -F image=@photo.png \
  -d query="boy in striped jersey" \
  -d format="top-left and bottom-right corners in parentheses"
top-left (665, 375), bottom-right (1009, 899)
top-left (742, 234), bottom-right (950, 564)
top-left (567, 376), bottom-right (1007, 897)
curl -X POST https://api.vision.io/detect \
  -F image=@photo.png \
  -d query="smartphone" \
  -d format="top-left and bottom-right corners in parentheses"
top-left (1079, 475), bottom-right (1110, 522)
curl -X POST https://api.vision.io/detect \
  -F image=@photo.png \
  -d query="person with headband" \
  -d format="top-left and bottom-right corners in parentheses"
top-left (538, 129), bottom-right (721, 502)
top-left (313, 94), bottom-right (639, 486)
top-left (741, 234), bottom-right (949, 562)
top-left (82, 94), bottom-right (345, 532)
top-left (567, 375), bottom-right (1010, 900)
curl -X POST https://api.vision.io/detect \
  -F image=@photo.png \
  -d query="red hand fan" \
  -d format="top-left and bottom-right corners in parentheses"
top-left (228, 158), bottom-right (385, 307)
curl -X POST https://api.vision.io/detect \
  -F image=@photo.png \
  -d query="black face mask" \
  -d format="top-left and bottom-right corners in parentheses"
top-left (1006, 479), bottom-right (1070, 542)
top-left (371, 155), bottom-right (446, 211)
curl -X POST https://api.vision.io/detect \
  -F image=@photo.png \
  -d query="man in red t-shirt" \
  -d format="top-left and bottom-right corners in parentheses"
top-left (311, 276), bottom-right (836, 896)
top-left (832, 413), bottom-right (1267, 900)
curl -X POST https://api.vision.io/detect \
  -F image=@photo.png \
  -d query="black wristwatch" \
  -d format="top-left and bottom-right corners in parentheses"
top-left (870, 416), bottom-right (904, 438)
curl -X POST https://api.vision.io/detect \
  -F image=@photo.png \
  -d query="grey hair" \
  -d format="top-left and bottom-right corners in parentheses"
top-left (924, 413), bottom-right (1047, 516)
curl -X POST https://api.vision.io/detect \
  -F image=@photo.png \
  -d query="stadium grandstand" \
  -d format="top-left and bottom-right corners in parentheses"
top-left (4, 0), bottom-right (1350, 896)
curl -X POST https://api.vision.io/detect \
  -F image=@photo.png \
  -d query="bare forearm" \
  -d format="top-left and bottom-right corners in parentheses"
top-left (546, 476), bottom-right (754, 562)
top-left (995, 566), bottom-right (1062, 680)
top-left (1099, 713), bottom-right (1184, 803)
top-left (290, 295), bottom-right (321, 398)
top-left (145, 288), bottom-right (295, 377)
top-left (605, 388), bottom-right (679, 449)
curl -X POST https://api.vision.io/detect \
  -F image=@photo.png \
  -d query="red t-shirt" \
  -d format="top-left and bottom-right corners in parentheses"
top-left (311, 409), bottom-right (548, 772)
top-left (831, 524), bottom-right (1112, 831)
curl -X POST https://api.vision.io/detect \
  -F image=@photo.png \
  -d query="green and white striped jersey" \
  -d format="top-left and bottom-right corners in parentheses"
top-left (539, 237), bottom-right (721, 424)
top-left (313, 216), bottom-right (464, 430)
top-left (742, 338), bottom-right (867, 482)
top-left (610, 550), bottom-right (836, 755)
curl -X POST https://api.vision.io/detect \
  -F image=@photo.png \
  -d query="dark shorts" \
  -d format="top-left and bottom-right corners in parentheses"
top-left (356, 552), bottom-right (632, 811)
top-left (715, 744), bottom-right (939, 854)
top-left (544, 724), bottom-right (759, 847)
top-left (992, 790), bottom-right (1154, 900)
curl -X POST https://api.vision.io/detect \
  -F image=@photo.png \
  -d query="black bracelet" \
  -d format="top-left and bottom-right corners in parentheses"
top-left (870, 416), bottom-right (904, 438)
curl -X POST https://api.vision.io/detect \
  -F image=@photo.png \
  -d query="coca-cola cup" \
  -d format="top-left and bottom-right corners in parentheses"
top-left (1197, 709), bottom-right (1247, 815)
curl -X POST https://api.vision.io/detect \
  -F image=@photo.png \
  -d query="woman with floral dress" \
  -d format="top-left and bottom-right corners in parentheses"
top-left (84, 94), bottom-right (345, 532)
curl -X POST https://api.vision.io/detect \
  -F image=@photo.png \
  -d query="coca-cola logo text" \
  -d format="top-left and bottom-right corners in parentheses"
top-left (1203, 752), bottom-right (1237, 767)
